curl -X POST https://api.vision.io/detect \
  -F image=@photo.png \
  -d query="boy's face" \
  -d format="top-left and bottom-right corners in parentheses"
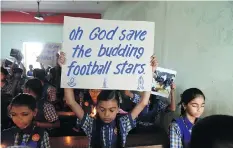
top-left (9, 106), bottom-right (37, 129)
top-left (97, 99), bottom-right (119, 123)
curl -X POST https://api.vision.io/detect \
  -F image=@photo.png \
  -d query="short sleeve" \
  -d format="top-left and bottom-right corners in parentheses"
top-left (43, 102), bottom-right (59, 122)
top-left (40, 131), bottom-right (50, 148)
top-left (130, 93), bottom-right (141, 104)
top-left (120, 114), bottom-right (136, 135)
top-left (169, 121), bottom-right (183, 148)
top-left (157, 99), bottom-right (170, 113)
top-left (47, 86), bottom-right (57, 102)
top-left (80, 114), bottom-right (94, 138)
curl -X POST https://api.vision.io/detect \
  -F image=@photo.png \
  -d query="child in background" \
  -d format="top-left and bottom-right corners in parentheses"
top-left (190, 115), bottom-right (233, 148)
top-left (27, 65), bottom-right (34, 77)
top-left (1, 66), bottom-right (13, 95)
top-left (24, 79), bottom-right (60, 129)
top-left (126, 83), bottom-right (176, 130)
top-left (59, 52), bottom-right (158, 147)
top-left (1, 94), bottom-right (50, 148)
top-left (169, 88), bottom-right (205, 148)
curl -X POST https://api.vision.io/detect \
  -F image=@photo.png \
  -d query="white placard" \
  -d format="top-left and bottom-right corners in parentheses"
top-left (61, 16), bottom-right (155, 91)
top-left (37, 43), bottom-right (61, 67)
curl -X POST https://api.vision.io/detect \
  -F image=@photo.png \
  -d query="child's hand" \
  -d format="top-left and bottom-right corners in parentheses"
top-left (124, 90), bottom-right (134, 98)
top-left (171, 83), bottom-right (176, 90)
top-left (58, 52), bottom-right (66, 67)
top-left (150, 55), bottom-right (158, 73)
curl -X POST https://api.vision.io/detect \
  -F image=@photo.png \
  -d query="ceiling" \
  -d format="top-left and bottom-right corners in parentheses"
top-left (1, 1), bottom-right (111, 14)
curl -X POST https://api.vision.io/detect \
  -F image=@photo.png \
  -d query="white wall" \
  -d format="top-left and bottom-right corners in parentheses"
top-left (103, 1), bottom-right (233, 129)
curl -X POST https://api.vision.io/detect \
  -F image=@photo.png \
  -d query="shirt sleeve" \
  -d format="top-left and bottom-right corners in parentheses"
top-left (47, 86), bottom-right (57, 102)
top-left (43, 102), bottom-right (59, 122)
top-left (120, 114), bottom-right (136, 135)
top-left (80, 114), bottom-right (94, 138)
top-left (157, 99), bottom-right (170, 113)
top-left (1, 81), bottom-right (13, 95)
top-left (40, 131), bottom-right (51, 148)
top-left (169, 121), bottom-right (183, 148)
top-left (130, 93), bottom-right (141, 104)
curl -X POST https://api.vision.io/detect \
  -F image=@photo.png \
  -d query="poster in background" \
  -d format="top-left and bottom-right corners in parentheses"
top-left (151, 67), bottom-right (177, 98)
top-left (37, 43), bottom-right (61, 67)
top-left (61, 16), bottom-right (155, 91)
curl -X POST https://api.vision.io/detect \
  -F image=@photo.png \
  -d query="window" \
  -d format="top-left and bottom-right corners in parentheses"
top-left (22, 42), bottom-right (43, 72)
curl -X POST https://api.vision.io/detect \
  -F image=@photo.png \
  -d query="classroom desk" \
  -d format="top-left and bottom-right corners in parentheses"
top-left (50, 132), bottom-right (168, 148)
top-left (57, 111), bottom-right (76, 117)
top-left (52, 111), bottom-right (169, 147)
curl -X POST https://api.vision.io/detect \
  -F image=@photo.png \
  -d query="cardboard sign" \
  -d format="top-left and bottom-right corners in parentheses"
top-left (61, 16), bottom-right (155, 91)
top-left (37, 43), bottom-right (61, 67)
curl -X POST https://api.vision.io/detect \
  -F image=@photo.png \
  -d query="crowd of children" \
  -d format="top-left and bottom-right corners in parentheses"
top-left (1, 52), bottom-right (233, 148)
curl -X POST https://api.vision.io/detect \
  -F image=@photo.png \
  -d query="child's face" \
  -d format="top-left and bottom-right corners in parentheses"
top-left (89, 89), bottom-right (101, 103)
top-left (184, 96), bottom-right (205, 118)
top-left (97, 99), bottom-right (119, 123)
top-left (9, 105), bottom-right (37, 129)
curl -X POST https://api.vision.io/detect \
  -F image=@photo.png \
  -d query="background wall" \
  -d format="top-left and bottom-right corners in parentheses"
top-left (1, 24), bottom-right (62, 59)
top-left (1, 1), bottom-right (233, 130)
top-left (103, 1), bottom-right (233, 129)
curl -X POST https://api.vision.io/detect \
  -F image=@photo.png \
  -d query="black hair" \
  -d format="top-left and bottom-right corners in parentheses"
top-left (1, 67), bottom-right (8, 76)
top-left (29, 65), bottom-right (33, 68)
top-left (13, 68), bottom-right (23, 74)
top-left (179, 88), bottom-right (205, 115)
top-left (24, 78), bottom-right (43, 99)
top-left (49, 67), bottom-right (55, 74)
top-left (9, 93), bottom-right (37, 111)
top-left (33, 69), bottom-right (46, 81)
top-left (190, 115), bottom-right (233, 148)
top-left (12, 64), bottom-right (19, 69)
top-left (97, 90), bottom-right (120, 106)
top-left (49, 67), bottom-right (56, 81)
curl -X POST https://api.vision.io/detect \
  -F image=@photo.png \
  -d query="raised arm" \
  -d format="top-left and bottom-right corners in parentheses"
top-left (64, 88), bottom-right (84, 120)
top-left (124, 90), bottom-right (141, 104)
top-left (130, 55), bottom-right (158, 120)
top-left (168, 83), bottom-right (176, 112)
top-left (58, 52), bottom-right (85, 120)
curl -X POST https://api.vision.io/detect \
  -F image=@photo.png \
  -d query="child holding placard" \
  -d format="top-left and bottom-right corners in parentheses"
top-left (125, 83), bottom-right (176, 131)
top-left (58, 52), bottom-right (158, 147)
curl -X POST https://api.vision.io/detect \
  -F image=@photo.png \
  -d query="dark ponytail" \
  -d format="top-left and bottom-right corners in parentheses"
top-left (178, 88), bottom-right (205, 116)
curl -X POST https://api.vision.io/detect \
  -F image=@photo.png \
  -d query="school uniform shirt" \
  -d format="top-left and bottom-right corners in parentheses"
top-left (1, 125), bottom-right (50, 148)
top-left (131, 93), bottom-right (169, 126)
top-left (1, 80), bottom-right (13, 95)
top-left (36, 99), bottom-right (59, 123)
top-left (74, 90), bottom-right (97, 128)
top-left (42, 83), bottom-right (57, 102)
top-left (27, 71), bottom-right (33, 77)
top-left (118, 91), bottom-right (137, 112)
top-left (80, 113), bottom-right (136, 147)
top-left (169, 116), bottom-right (194, 148)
